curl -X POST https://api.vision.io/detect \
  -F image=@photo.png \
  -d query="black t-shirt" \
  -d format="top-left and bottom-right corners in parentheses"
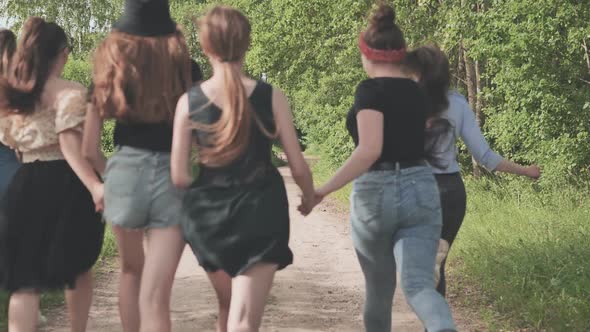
top-left (346, 77), bottom-right (428, 164)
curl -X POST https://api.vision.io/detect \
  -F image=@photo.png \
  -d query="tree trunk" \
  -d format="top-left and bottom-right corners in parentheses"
top-left (463, 47), bottom-right (483, 177)
top-left (583, 38), bottom-right (590, 75)
top-left (475, 59), bottom-right (486, 128)
top-left (454, 45), bottom-right (465, 89)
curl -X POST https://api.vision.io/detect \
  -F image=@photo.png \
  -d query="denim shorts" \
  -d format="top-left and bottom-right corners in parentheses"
top-left (103, 146), bottom-right (183, 229)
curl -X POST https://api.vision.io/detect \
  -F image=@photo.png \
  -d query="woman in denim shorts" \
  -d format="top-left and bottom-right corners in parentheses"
top-left (82, 0), bottom-right (200, 331)
top-left (310, 4), bottom-right (456, 332)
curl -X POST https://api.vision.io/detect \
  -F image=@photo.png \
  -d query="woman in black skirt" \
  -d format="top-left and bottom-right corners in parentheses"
top-left (0, 17), bottom-right (104, 332)
top-left (403, 45), bottom-right (540, 299)
top-left (171, 6), bottom-right (315, 331)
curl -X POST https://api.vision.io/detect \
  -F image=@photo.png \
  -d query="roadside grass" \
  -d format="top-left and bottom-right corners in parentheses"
top-left (311, 157), bottom-right (590, 331)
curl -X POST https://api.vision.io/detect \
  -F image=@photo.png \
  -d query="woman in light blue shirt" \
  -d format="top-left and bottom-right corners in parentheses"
top-left (404, 45), bottom-right (541, 299)
top-left (0, 29), bottom-right (20, 203)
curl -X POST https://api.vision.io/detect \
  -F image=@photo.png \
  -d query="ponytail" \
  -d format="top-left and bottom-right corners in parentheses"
top-left (197, 63), bottom-right (252, 167)
top-left (195, 5), bottom-right (277, 167)
top-left (0, 17), bottom-right (68, 115)
top-left (0, 29), bottom-right (16, 76)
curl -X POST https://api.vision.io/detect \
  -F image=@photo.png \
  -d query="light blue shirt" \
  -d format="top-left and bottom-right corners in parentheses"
top-left (431, 91), bottom-right (503, 174)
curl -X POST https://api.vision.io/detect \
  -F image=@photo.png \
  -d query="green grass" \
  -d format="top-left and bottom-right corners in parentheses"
top-left (449, 177), bottom-right (590, 331)
top-left (312, 158), bottom-right (590, 331)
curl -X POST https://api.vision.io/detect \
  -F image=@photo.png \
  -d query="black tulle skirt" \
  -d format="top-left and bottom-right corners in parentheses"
top-left (0, 160), bottom-right (105, 292)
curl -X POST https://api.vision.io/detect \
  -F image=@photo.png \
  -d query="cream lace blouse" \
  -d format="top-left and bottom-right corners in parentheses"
top-left (0, 88), bottom-right (87, 163)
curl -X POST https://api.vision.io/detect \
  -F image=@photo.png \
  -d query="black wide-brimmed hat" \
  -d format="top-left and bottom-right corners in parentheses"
top-left (113, 0), bottom-right (176, 37)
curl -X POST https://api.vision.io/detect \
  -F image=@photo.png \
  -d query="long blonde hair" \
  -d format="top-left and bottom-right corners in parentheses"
top-left (92, 28), bottom-right (191, 123)
top-left (195, 6), bottom-right (273, 167)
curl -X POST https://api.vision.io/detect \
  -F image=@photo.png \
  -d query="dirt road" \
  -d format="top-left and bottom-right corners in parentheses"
top-left (43, 167), bottom-right (475, 331)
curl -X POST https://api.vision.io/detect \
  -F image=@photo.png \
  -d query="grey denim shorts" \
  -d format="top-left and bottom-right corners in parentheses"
top-left (103, 146), bottom-right (183, 229)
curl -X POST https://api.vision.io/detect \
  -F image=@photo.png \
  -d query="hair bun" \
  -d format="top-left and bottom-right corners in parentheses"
top-left (370, 3), bottom-right (396, 31)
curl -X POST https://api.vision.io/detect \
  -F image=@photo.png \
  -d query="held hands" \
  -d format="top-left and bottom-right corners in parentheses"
top-left (297, 189), bottom-right (326, 216)
top-left (90, 182), bottom-right (104, 212)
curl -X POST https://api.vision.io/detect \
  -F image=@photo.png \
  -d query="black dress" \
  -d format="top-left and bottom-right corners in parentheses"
top-left (182, 81), bottom-right (293, 277)
top-left (0, 88), bottom-right (105, 292)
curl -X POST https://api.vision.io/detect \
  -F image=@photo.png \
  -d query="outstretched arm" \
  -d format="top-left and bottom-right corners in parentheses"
top-left (171, 93), bottom-right (194, 189)
top-left (459, 98), bottom-right (540, 179)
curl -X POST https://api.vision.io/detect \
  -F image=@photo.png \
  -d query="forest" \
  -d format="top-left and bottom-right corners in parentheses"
top-left (1, 0), bottom-right (589, 330)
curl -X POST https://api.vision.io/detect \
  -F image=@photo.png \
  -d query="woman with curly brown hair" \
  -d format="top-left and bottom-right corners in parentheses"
top-left (82, 1), bottom-right (196, 331)
top-left (404, 45), bottom-right (540, 302)
top-left (0, 29), bottom-right (19, 202)
top-left (0, 17), bottom-right (105, 332)
top-left (171, 5), bottom-right (314, 332)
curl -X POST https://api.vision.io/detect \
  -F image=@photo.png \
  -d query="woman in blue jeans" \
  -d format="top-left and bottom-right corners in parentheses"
top-left (0, 29), bottom-right (19, 202)
top-left (306, 4), bottom-right (456, 332)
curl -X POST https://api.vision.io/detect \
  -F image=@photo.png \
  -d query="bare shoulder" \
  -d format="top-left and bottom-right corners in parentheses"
top-left (57, 79), bottom-right (86, 94)
top-left (271, 86), bottom-right (288, 108)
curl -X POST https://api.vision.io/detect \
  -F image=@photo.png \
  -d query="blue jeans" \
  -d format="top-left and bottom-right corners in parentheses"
top-left (350, 165), bottom-right (456, 332)
top-left (0, 144), bottom-right (20, 203)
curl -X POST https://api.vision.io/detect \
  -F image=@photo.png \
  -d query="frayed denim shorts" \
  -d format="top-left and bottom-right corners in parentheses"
top-left (103, 146), bottom-right (183, 229)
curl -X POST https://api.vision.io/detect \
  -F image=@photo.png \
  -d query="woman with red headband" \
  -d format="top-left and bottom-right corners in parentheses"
top-left (309, 4), bottom-right (456, 331)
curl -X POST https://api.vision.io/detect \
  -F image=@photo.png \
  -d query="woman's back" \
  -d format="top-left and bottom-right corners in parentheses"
top-left (431, 91), bottom-right (502, 174)
top-left (0, 78), bottom-right (87, 163)
top-left (188, 80), bottom-right (277, 185)
top-left (346, 77), bottom-right (428, 164)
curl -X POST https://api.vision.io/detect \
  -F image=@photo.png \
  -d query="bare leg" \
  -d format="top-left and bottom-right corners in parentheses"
top-left (113, 225), bottom-right (145, 332)
top-left (227, 263), bottom-right (277, 332)
top-left (138, 226), bottom-right (184, 332)
top-left (65, 270), bottom-right (93, 332)
top-left (207, 270), bottom-right (232, 332)
top-left (8, 291), bottom-right (40, 332)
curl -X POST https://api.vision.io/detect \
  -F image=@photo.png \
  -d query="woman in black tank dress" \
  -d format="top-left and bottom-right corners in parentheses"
top-left (171, 6), bottom-right (315, 332)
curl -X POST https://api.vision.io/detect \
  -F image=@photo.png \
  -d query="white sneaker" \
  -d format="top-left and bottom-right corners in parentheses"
top-left (434, 239), bottom-right (450, 286)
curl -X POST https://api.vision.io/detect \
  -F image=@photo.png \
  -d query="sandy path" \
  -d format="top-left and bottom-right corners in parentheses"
top-left (43, 167), bottom-right (475, 331)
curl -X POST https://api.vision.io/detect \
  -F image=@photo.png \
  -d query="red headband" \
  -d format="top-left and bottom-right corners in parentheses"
top-left (358, 32), bottom-right (406, 63)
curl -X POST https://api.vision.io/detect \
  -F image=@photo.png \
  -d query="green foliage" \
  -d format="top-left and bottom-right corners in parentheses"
top-left (62, 57), bottom-right (93, 87)
top-left (314, 156), bottom-right (590, 330)
top-left (452, 176), bottom-right (590, 331)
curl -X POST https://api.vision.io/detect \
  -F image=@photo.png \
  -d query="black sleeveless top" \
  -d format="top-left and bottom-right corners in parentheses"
top-left (182, 80), bottom-right (293, 277)
top-left (112, 60), bottom-right (204, 152)
top-left (188, 81), bottom-right (278, 186)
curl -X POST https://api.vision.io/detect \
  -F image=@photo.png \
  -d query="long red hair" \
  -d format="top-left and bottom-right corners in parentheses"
top-left (0, 29), bottom-right (16, 76)
top-left (195, 6), bottom-right (273, 167)
top-left (92, 28), bottom-right (191, 123)
top-left (0, 17), bottom-right (69, 115)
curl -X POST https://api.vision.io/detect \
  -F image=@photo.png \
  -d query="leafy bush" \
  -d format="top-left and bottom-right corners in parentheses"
top-left (451, 176), bottom-right (590, 330)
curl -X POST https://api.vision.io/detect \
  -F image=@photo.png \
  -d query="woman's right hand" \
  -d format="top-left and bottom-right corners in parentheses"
top-left (90, 182), bottom-right (105, 212)
top-left (525, 165), bottom-right (541, 180)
